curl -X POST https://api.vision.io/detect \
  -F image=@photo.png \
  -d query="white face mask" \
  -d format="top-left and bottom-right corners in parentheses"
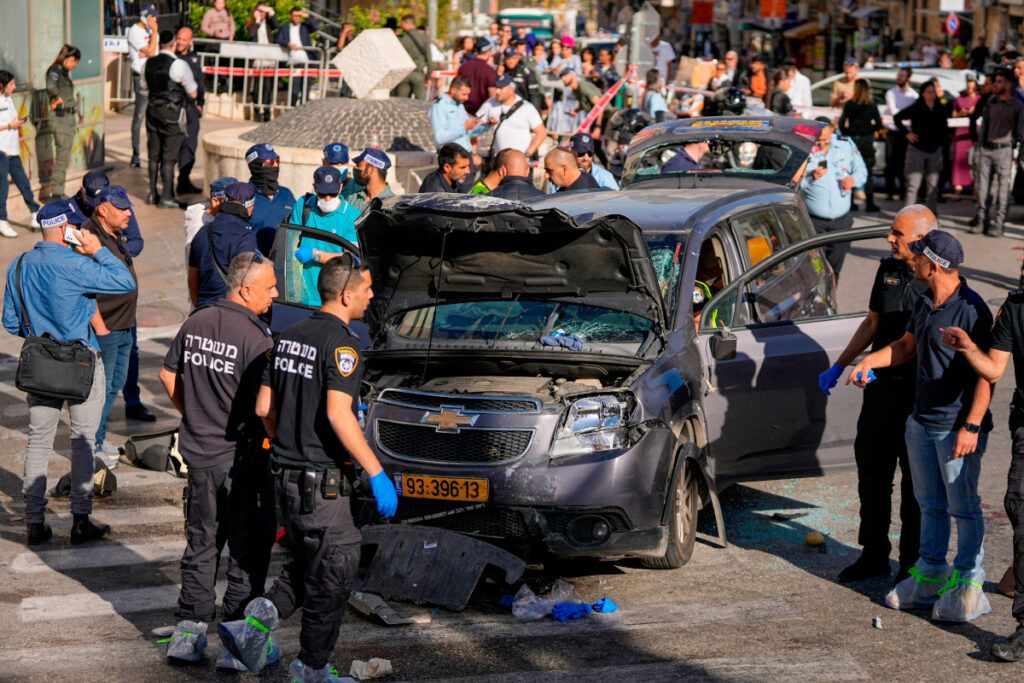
top-left (318, 196), bottom-right (342, 213)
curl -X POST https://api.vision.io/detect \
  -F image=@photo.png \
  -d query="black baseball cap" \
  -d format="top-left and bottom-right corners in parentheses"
top-left (495, 74), bottom-right (514, 89)
top-left (909, 229), bottom-right (964, 269)
top-left (568, 132), bottom-right (595, 155)
top-left (313, 165), bottom-right (342, 195)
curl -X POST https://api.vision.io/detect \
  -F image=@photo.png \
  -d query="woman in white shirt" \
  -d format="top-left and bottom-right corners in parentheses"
top-left (245, 4), bottom-right (280, 122)
top-left (0, 71), bottom-right (40, 237)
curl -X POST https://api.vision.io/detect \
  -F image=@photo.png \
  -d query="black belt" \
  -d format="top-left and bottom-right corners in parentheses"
top-left (273, 465), bottom-right (323, 483)
top-left (983, 142), bottom-right (1013, 150)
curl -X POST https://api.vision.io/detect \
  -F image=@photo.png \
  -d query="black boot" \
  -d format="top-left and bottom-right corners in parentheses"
top-left (26, 522), bottom-right (53, 546)
top-left (991, 628), bottom-right (1024, 662)
top-left (70, 513), bottom-right (110, 545)
top-left (837, 551), bottom-right (891, 583)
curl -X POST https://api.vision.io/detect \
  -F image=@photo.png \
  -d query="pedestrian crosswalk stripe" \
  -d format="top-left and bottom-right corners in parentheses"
top-left (11, 540), bottom-right (185, 574)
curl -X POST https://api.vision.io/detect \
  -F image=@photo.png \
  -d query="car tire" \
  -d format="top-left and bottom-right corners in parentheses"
top-left (642, 460), bottom-right (699, 569)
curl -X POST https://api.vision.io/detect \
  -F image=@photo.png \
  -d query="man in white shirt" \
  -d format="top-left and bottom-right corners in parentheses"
top-left (126, 3), bottom-right (159, 167)
top-left (650, 35), bottom-right (677, 83)
top-left (921, 38), bottom-right (939, 67)
top-left (144, 31), bottom-right (199, 208)
top-left (475, 74), bottom-right (546, 159)
top-left (884, 67), bottom-right (920, 201)
top-left (786, 59), bottom-right (812, 109)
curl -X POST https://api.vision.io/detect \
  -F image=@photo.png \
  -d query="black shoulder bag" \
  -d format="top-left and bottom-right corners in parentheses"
top-left (482, 99), bottom-right (526, 174)
top-left (13, 255), bottom-right (96, 402)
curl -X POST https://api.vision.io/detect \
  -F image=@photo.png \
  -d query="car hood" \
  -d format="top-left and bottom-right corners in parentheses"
top-left (621, 116), bottom-right (826, 189)
top-left (357, 193), bottom-right (667, 327)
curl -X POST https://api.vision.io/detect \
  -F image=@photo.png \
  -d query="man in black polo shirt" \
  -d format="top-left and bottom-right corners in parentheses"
top-left (159, 252), bottom-right (277, 665)
top-left (543, 146), bottom-right (600, 192)
top-left (818, 205), bottom-right (931, 584)
top-left (418, 142), bottom-right (472, 193)
top-left (188, 182), bottom-right (259, 308)
top-left (225, 256), bottom-right (397, 681)
top-left (850, 230), bottom-right (994, 624)
top-left (81, 186), bottom-right (139, 469)
top-left (940, 288), bottom-right (1024, 660)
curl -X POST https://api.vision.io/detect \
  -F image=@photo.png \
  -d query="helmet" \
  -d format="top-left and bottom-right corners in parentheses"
top-left (609, 108), bottom-right (654, 144)
top-left (721, 87), bottom-right (745, 114)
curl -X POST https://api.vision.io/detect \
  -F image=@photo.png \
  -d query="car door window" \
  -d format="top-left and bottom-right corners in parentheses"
top-left (271, 223), bottom-right (360, 309)
top-left (695, 227), bottom-right (743, 331)
top-left (733, 209), bottom-right (791, 269)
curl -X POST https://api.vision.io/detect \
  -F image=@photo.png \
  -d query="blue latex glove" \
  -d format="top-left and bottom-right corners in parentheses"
top-left (294, 246), bottom-right (315, 264)
top-left (852, 368), bottom-right (877, 385)
top-left (552, 602), bottom-right (592, 621)
top-left (818, 362), bottom-right (844, 396)
top-left (592, 597), bottom-right (617, 613)
top-left (369, 471), bottom-right (398, 518)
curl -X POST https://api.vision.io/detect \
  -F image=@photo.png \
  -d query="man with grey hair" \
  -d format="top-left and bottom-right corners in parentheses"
top-left (817, 205), bottom-right (934, 584)
top-left (159, 251), bottom-right (278, 665)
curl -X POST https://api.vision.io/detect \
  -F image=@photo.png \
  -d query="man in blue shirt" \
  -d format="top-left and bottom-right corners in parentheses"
top-left (290, 166), bottom-right (360, 306)
top-left (72, 170), bottom-right (156, 422)
top-left (188, 182), bottom-right (259, 308)
top-left (799, 121), bottom-right (867, 281)
top-left (2, 200), bottom-right (136, 546)
top-left (850, 230), bottom-right (994, 624)
top-left (246, 143), bottom-right (295, 255)
top-left (568, 133), bottom-right (618, 189)
top-left (429, 76), bottom-right (487, 162)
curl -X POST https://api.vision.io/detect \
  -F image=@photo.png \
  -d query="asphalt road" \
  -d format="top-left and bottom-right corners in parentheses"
top-left (0, 113), bottom-right (1023, 681)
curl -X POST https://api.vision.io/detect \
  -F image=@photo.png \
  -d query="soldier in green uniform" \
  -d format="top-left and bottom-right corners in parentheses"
top-left (395, 14), bottom-right (431, 100)
top-left (44, 45), bottom-right (80, 201)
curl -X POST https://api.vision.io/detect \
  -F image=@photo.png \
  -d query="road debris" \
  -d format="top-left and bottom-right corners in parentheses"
top-left (349, 591), bottom-right (432, 626)
top-left (872, 617), bottom-right (883, 629)
top-left (350, 657), bottom-right (393, 680)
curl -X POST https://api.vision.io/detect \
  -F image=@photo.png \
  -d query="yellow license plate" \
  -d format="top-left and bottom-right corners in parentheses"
top-left (395, 474), bottom-right (489, 502)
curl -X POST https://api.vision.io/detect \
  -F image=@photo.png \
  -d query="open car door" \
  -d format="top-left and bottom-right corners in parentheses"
top-left (694, 225), bottom-right (891, 485)
top-left (269, 222), bottom-right (367, 344)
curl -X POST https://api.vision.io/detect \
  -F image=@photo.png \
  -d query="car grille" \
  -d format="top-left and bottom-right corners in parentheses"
top-left (377, 389), bottom-right (540, 413)
top-left (376, 420), bottom-right (533, 464)
top-left (394, 499), bottom-right (530, 538)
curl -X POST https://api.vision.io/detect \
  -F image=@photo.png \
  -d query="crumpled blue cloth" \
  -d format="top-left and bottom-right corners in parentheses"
top-left (592, 597), bottom-right (617, 613)
top-left (540, 334), bottom-right (584, 351)
top-left (552, 602), bottom-right (592, 621)
top-left (498, 594), bottom-right (516, 609)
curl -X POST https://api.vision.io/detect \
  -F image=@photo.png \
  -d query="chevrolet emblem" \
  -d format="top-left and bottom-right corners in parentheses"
top-left (422, 406), bottom-right (478, 433)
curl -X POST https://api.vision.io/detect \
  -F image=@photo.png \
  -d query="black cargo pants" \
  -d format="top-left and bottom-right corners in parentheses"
top-left (1007, 410), bottom-right (1024, 628)
top-left (176, 444), bottom-right (277, 622)
top-left (264, 468), bottom-right (360, 670)
top-left (854, 375), bottom-right (920, 569)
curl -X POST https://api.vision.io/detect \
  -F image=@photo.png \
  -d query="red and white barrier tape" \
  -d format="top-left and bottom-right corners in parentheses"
top-left (574, 64), bottom-right (637, 134)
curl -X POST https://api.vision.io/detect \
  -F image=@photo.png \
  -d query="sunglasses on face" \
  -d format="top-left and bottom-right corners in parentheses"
top-left (240, 251), bottom-right (264, 285)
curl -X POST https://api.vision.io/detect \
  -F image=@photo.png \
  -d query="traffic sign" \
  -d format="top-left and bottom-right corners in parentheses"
top-left (946, 14), bottom-right (959, 34)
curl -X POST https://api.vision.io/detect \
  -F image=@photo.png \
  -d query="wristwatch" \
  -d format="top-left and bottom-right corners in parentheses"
top-left (964, 422), bottom-right (981, 434)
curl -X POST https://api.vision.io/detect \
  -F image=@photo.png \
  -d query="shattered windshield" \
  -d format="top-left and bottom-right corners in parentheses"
top-left (391, 301), bottom-right (654, 354)
top-left (620, 138), bottom-right (795, 186)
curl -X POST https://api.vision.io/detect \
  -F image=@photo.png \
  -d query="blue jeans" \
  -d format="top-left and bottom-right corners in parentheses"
top-left (904, 416), bottom-right (987, 583)
top-left (95, 329), bottom-right (133, 448)
top-left (0, 152), bottom-right (41, 220)
top-left (121, 325), bottom-right (141, 407)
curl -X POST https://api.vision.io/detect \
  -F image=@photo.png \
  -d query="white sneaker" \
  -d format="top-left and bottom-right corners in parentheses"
top-left (885, 566), bottom-right (949, 610)
top-left (931, 573), bottom-right (993, 623)
top-left (30, 211), bottom-right (40, 229)
top-left (96, 443), bottom-right (121, 470)
top-left (0, 220), bottom-right (17, 238)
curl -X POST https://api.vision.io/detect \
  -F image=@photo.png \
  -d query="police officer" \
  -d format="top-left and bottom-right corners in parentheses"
top-left (322, 142), bottom-right (358, 197)
top-left (818, 205), bottom-right (932, 584)
top-left (159, 252), bottom-right (278, 663)
top-left (144, 30), bottom-right (198, 208)
top-left (44, 45), bottom-right (80, 201)
top-left (798, 119), bottom-right (867, 281)
top-left (246, 143), bottom-right (295, 255)
top-left (188, 182), bottom-right (259, 308)
top-left (175, 26), bottom-right (206, 196)
top-left (229, 255), bottom-right (397, 682)
top-left (344, 148), bottom-right (395, 212)
top-left (502, 46), bottom-right (544, 113)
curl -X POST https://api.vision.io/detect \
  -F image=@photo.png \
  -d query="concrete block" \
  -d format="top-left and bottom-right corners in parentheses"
top-left (333, 29), bottom-right (415, 100)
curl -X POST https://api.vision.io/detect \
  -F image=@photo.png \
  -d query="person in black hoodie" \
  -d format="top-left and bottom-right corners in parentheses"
top-left (840, 78), bottom-right (883, 212)
top-left (894, 80), bottom-right (949, 214)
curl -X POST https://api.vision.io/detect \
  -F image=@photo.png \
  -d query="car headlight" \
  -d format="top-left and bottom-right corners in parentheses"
top-left (550, 393), bottom-right (637, 458)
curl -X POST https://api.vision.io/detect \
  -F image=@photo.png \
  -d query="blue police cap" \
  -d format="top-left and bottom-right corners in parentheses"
top-left (210, 176), bottom-right (237, 199)
top-left (36, 200), bottom-right (78, 229)
top-left (568, 132), bottom-right (595, 155)
top-left (245, 143), bottom-right (279, 164)
top-left (97, 185), bottom-right (133, 210)
top-left (353, 147), bottom-right (391, 170)
top-left (81, 170), bottom-right (110, 200)
top-left (909, 230), bottom-right (964, 269)
top-left (313, 166), bottom-right (342, 195)
top-left (63, 199), bottom-right (89, 225)
top-left (139, 3), bottom-right (157, 16)
top-left (503, 46), bottom-right (518, 59)
top-left (323, 142), bottom-right (349, 164)
top-left (495, 73), bottom-right (514, 88)
top-left (560, 67), bottom-right (576, 77)
top-left (225, 181), bottom-right (257, 207)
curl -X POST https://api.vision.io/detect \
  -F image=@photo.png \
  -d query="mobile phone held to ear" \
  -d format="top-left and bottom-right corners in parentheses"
top-left (818, 160), bottom-right (828, 170)
top-left (63, 225), bottom-right (82, 246)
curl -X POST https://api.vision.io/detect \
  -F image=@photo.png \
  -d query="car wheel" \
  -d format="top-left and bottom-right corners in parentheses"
top-left (642, 460), bottom-right (699, 569)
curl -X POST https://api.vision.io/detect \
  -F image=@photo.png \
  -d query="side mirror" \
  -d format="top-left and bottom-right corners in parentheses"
top-left (709, 329), bottom-right (737, 361)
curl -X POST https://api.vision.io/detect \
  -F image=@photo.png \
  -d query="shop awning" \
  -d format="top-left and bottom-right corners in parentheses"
top-left (783, 21), bottom-right (821, 39)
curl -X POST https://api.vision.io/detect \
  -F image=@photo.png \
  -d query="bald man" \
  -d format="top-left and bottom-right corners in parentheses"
top-left (818, 205), bottom-right (935, 585)
top-left (543, 146), bottom-right (600, 193)
top-left (489, 149), bottom-right (544, 200)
